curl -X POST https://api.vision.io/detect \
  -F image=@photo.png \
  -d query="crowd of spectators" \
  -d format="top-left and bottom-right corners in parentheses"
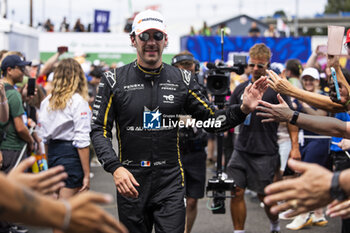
top-left (0, 47), bottom-right (127, 233)
top-left (1, 9), bottom-right (350, 233)
top-left (38, 17), bottom-right (95, 32)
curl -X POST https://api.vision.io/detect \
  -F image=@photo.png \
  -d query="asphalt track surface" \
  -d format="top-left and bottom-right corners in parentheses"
top-left (27, 163), bottom-right (341, 233)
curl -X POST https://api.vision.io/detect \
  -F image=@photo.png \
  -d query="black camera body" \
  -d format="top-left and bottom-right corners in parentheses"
top-left (206, 55), bottom-right (247, 100)
top-left (205, 54), bottom-right (245, 214)
top-left (206, 175), bottom-right (236, 214)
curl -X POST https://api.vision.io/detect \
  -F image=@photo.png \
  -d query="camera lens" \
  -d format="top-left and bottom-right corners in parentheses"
top-left (207, 74), bottom-right (229, 96)
top-left (213, 80), bottom-right (224, 90)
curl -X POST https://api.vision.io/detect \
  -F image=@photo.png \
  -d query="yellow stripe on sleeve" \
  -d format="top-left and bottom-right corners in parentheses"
top-left (177, 129), bottom-right (185, 187)
top-left (116, 122), bottom-right (122, 161)
top-left (103, 94), bottom-right (114, 138)
top-left (189, 90), bottom-right (215, 115)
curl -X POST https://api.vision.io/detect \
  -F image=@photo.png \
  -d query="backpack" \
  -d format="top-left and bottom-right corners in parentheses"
top-left (0, 84), bottom-right (14, 145)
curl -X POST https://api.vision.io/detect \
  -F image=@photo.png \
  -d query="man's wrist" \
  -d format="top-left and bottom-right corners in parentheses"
top-left (43, 197), bottom-right (66, 229)
top-left (240, 104), bottom-right (250, 115)
top-left (113, 165), bottom-right (124, 176)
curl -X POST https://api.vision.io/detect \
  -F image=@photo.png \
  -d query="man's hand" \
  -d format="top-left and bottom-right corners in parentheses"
top-left (67, 192), bottom-right (128, 233)
top-left (256, 94), bottom-right (294, 123)
top-left (338, 139), bottom-right (350, 151)
top-left (327, 199), bottom-right (350, 219)
top-left (7, 156), bottom-right (67, 195)
top-left (264, 159), bottom-right (333, 217)
top-left (113, 167), bottom-right (139, 198)
top-left (241, 76), bottom-right (268, 114)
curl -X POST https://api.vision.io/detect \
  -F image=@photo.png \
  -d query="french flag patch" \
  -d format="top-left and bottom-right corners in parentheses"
top-left (141, 161), bottom-right (151, 167)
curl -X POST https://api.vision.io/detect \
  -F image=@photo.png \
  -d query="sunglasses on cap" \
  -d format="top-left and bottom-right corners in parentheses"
top-left (248, 62), bottom-right (267, 69)
top-left (139, 31), bottom-right (164, 42)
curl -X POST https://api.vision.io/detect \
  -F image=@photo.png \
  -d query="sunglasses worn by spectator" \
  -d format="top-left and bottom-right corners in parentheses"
top-left (15, 66), bottom-right (26, 73)
top-left (139, 31), bottom-right (164, 42)
top-left (248, 62), bottom-right (267, 69)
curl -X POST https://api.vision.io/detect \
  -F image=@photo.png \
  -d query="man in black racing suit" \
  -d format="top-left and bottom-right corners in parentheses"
top-left (90, 9), bottom-right (268, 233)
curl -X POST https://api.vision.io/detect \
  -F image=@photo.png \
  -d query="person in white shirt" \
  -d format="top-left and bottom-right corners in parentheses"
top-left (38, 58), bottom-right (91, 233)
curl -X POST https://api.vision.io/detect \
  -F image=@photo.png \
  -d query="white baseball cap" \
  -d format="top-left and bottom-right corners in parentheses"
top-left (301, 67), bottom-right (320, 80)
top-left (131, 10), bottom-right (167, 36)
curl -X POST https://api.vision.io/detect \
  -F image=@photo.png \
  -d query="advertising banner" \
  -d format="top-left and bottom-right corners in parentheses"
top-left (181, 36), bottom-right (312, 64)
top-left (94, 10), bottom-right (110, 32)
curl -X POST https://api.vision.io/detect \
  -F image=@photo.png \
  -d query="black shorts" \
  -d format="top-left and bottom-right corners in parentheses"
top-left (226, 150), bottom-right (280, 195)
top-left (207, 133), bottom-right (216, 140)
top-left (182, 150), bottom-right (206, 199)
top-left (331, 151), bottom-right (350, 172)
top-left (0, 149), bottom-right (23, 173)
top-left (47, 140), bottom-right (83, 189)
top-left (117, 165), bottom-right (185, 233)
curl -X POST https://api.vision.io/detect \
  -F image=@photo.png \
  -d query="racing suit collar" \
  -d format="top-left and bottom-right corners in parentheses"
top-left (134, 61), bottom-right (163, 81)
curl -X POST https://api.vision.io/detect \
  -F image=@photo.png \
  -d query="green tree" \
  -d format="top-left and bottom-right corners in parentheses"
top-left (324, 0), bottom-right (350, 13)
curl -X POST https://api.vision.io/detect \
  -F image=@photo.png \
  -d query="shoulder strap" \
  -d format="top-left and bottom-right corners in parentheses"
top-left (1, 85), bottom-right (14, 138)
top-left (4, 84), bottom-right (14, 91)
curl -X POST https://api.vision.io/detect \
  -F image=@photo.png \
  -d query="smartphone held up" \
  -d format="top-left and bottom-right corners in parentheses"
top-left (27, 78), bottom-right (36, 97)
top-left (57, 46), bottom-right (68, 54)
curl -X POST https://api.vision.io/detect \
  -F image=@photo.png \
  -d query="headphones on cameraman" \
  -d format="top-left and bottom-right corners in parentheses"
top-left (171, 54), bottom-right (200, 73)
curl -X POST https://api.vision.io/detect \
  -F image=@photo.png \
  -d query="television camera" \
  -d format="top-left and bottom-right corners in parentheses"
top-left (205, 29), bottom-right (247, 214)
top-left (206, 55), bottom-right (247, 107)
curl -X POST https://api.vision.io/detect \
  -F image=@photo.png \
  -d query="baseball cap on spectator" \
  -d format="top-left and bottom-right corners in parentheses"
top-left (345, 28), bottom-right (350, 44)
top-left (1, 55), bottom-right (31, 71)
top-left (130, 9), bottom-right (167, 36)
top-left (270, 62), bottom-right (285, 75)
top-left (31, 59), bottom-right (41, 67)
top-left (90, 67), bottom-right (104, 79)
top-left (301, 67), bottom-right (320, 80)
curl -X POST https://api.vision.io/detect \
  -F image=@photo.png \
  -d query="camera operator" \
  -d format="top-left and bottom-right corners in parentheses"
top-left (227, 43), bottom-right (300, 233)
top-left (172, 51), bottom-right (207, 233)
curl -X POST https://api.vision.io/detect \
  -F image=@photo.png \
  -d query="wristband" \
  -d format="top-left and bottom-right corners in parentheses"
top-left (61, 199), bottom-right (72, 231)
top-left (330, 171), bottom-right (347, 201)
top-left (289, 111), bottom-right (299, 125)
top-left (0, 100), bottom-right (7, 105)
top-left (344, 99), bottom-right (350, 107)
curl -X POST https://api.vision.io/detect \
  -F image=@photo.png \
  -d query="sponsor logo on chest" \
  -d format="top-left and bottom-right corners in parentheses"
top-left (124, 84), bottom-right (144, 91)
top-left (159, 82), bottom-right (179, 91)
top-left (163, 94), bottom-right (174, 104)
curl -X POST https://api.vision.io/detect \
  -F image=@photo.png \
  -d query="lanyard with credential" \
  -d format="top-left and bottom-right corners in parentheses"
top-left (241, 81), bottom-right (252, 126)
